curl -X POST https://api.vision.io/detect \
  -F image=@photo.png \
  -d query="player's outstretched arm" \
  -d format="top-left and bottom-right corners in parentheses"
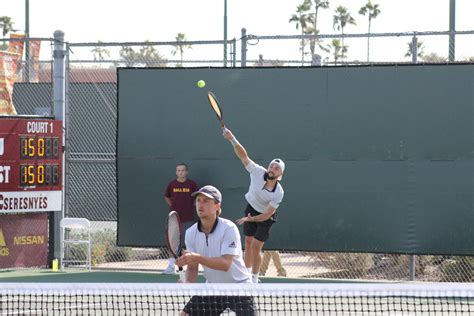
top-left (237, 206), bottom-right (276, 225)
top-left (223, 129), bottom-right (250, 167)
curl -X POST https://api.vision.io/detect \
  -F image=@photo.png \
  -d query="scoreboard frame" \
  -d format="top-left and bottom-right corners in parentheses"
top-left (0, 116), bottom-right (63, 213)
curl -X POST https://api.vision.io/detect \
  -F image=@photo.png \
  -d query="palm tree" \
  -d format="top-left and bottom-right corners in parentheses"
top-left (0, 16), bottom-right (16, 38)
top-left (138, 42), bottom-right (167, 67)
top-left (405, 40), bottom-right (425, 61)
top-left (312, 0), bottom-right (330, 33)
top-left (333, 6), bottom-right (356, 61)
top-left (309, 0), bottom-right (330, 56)
top-left (171, 33), bottom-right (192, 67)
top-left (330, 39), bottom-right (348, 65)
top-left (119, 47), bottom-right (137, 67)
top-left (119, 42), bottom-right (167, 67)
top-left (289, 0), bottom-right (313, 64)
top-left (0, 16), bottom-right (16, 50)
top-left (91, 41), bottom-right (111, 61)
top-left (359, 1), bottom-right (381, 62)
top-left (303, 26), bottom-right (330, 64)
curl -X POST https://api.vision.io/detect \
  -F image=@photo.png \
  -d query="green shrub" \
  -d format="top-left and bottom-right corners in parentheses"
top-left (394, 255), bottom-right (432, 275)
top-left (326, 253), bottom-right (374, 278)
top-left (92, 229), bottom-right (133, 263)
top-left (440, 256), bottom-right (474, 282)
top-left (65, 228), bottom-right (133, 266)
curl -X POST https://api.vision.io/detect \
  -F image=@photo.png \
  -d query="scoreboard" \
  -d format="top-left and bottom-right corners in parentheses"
top-left (0, 117), bottom-right (62, 212)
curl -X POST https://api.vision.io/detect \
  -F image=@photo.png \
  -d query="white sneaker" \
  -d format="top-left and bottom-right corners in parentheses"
top-left (162, 265), bottom-right (176, 275)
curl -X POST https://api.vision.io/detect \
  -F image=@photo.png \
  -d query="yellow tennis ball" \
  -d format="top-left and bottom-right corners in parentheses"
top-left (197, 80), bottom-right (206, 88)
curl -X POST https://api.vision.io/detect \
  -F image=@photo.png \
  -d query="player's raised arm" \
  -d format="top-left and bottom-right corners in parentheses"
top-left (223, 129), bottom-right (250, 167)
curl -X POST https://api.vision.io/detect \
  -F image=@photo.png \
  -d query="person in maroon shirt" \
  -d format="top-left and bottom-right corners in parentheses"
top-left (163, 163), bottom-right (198, 274)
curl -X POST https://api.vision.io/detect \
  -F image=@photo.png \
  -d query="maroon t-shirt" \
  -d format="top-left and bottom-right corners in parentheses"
top-left (164, 179), bottom-right (198, 222)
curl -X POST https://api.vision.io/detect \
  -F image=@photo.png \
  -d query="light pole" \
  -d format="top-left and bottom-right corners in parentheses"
top-left (224, 0), bottom-right (227, 67)
top-left (25, 0), bottom-right (30, 81)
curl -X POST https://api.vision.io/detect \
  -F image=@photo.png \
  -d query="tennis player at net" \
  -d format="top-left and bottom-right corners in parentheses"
top-left (223, 129), bottom-right (285, 284)
top-left (176, 185), bottom-right (254, 316)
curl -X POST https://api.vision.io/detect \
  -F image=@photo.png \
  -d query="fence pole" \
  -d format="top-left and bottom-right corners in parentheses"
top-left (53, 30), bottom-right (66, 264)
top-left (241, 28), bottom-right (247, 67)
top-left (24, 0), bottom-right (30, 82)
top-left (224, 0), bottom-right (228, 67)
top-left (232, 38), bottom-right (237, 67)
top-left (411, 34), bottom-right (418, 63)
top-left (449, 0), bottom-right (456, 62)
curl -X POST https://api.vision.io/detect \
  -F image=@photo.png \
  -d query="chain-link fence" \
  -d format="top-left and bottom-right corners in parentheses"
top-left (241, 30), bottom-right (474, 66)
top-left (4, 32), bottom-right (474, 282)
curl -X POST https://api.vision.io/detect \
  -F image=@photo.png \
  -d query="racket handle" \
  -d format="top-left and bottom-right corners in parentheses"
top-left (178, 267), bottom-right (186, 283)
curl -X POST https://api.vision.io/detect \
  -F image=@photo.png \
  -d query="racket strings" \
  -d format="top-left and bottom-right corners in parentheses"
top-left (167, 214), bottom-right (182, 257)
top-left (207, 93), bottom-right (223, 119)
top-left (210, 100), bottom-right (222, 118)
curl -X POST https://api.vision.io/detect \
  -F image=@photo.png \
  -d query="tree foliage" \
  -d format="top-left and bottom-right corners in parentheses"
top-left (91, 41), bottom-right (111, 61)
top-left (359, 1), bottom-right (381, 61)
top-left (171, 33), bottom-right (192, 66)
top-left (0, 16), bottom-right (16, 37)
top-left (118, 41), bottom-right (167, 67)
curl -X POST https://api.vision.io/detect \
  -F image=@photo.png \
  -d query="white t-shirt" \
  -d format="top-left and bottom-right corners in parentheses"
top-left (244, 160), bottom-right (284, 213)
top-left (185, 217), bottom-right (251, 283)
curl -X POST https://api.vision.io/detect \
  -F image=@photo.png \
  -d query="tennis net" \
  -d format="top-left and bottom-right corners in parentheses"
top-left (1, 283), bottom-right (473, 315)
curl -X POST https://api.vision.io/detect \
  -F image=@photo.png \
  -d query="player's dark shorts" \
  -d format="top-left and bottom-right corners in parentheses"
top-left (183, 295), bottom-right (255, 316)
top-left (243, 204), bottom-right (276, 242)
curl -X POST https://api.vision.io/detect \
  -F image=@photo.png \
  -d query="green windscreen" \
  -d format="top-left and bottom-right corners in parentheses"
top-left (117, 65), bottom-right (474, 255)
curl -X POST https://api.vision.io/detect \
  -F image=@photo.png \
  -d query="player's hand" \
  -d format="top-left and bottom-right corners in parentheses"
top-left (236, 213), bottom-right (252, 225)
top-left (176, 251), bottom-right (200, 267)
top-left (223, 128), bottom-right (234, 140)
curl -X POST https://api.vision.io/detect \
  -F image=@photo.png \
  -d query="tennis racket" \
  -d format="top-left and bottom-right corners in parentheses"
top-left (165, 211), bottom-right (185, 282)
top-left (207, 91), bottom-right (226, 130)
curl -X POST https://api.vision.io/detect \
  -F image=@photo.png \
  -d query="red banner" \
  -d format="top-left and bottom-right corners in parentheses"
top-left (8, 34), bottom-right (25, 58)
top-left (0, 34), bottom-right (25, 114)
top-left (0, 51), bottom-right (19, 114)
top-left (29, 40), bottom-right (41, 82)
top-left (0, 213), bottom-right (48, 268)
top-left (7, 33), bottom-right (25, 83)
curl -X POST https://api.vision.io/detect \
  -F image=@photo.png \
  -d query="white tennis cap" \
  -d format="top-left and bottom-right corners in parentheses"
top-left (269, 158), bottom-right (285, 173)
top-left (192, 185), bottom-right (222, 203)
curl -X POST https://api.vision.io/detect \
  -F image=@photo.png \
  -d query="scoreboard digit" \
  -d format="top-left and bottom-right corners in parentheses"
top-left (0, 118), bottom-right (63, 213)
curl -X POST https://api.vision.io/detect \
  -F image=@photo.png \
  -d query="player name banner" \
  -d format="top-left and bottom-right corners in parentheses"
top-left (0, 190), bottom-right (62, 212)
top-left (0, 212), bottom-right (48, 268)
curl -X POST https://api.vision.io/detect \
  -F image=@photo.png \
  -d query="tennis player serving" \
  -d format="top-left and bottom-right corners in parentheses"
top-left (223, 129), bottom-right (285, 284)
top-left (176, 185), bottom-right (254, 315)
